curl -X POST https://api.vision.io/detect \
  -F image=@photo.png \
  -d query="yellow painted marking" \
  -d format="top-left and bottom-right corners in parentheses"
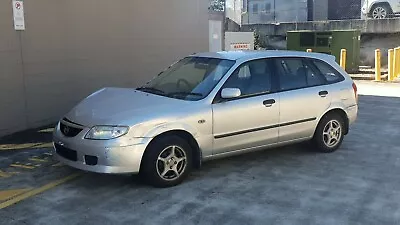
top-left (0, 170), bottom-right (11, 178)
top-left (0, 143), bottom-right (40, 151)
top-left (10, 164), bottom-right (35, 169)
top-left (44, 153), bottom-right (53, 156)
top-left (0, 170), bottom-right (20, 178)
top-left (0, 142), bottom-right (53, 151)
top-left (36, 143), bottom-right (53, 148)
top-left (52, 162), bottom-right (64, 167)
top-left (29, 157), bottom-right (48, 163)
top-left (0, 173), bottom-right (81, 209)
top-left (38, 128), bottom-right (54, 133)
top-left (0, 189), bottom-right (32, 202)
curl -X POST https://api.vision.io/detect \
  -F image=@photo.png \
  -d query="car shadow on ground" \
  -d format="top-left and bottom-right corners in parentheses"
top-left (78, 142), bottom-right (320, 190)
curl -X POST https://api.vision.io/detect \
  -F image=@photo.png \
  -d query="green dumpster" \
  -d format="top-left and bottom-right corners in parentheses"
top-left (287, 30), bottom-right (361, 73)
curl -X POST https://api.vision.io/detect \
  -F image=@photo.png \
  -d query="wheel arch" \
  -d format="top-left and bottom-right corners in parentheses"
top-left (140, 130), bottom-right (202, 171)
top-left (369, 1), bottom-right (393, 15)
top-left (316, 108), bottom-right (349, 136)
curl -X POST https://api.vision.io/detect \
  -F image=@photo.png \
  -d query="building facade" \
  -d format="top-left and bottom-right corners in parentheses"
top-left (242, 0), bottom-right (361, 24)
top-left (0, 0), bottom-right (208, 137)
top-left (242, 0), bottom-right (309, 24)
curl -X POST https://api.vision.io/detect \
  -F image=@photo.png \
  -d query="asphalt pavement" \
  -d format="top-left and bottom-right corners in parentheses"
top-left (0, 81), bottom-right (400, 225)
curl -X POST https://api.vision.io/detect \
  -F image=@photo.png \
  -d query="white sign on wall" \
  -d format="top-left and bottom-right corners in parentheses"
top-left (12, 0), bottom-right (25, 30)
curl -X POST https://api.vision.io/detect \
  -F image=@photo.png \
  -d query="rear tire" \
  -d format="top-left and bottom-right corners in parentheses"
top-left (370, 4), bottom-right (392, 19)
top-left (313, 113), bottom-right (345, 153)
top-left (140, 135), bottom-right (192, 188)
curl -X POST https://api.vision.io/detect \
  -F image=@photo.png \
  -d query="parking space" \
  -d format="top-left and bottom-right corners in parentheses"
top-left (0, 127), bottom-right (81, 209)
top-left (1, 81), bottom-right (400, 224)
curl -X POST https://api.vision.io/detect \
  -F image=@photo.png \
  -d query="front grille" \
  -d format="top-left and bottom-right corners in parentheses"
top-left (55, 144), bottom-right (78, 161)
top-left (60, 120), bottom-right (83, 137)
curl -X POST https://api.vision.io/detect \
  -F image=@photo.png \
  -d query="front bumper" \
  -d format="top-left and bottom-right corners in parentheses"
top-left (52, 123), bottom-right (151, 174)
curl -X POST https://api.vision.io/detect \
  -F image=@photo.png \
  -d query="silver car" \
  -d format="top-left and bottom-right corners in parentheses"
top-left (53, 51), bottom-right (358, 187)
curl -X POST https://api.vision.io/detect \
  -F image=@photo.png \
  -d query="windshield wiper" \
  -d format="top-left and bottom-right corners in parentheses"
top-left (136, 87), bottom-right (165, 95)
top-left (167, 92), bottom-right (203, 98)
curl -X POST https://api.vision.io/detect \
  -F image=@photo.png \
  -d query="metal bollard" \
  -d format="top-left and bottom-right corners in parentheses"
top-left (388, 49), bottom-right (394, 81)
top-left (375, 49), bottom-right (381, 81)
top-left (394, 47), bottom-right (400, 78)
top-left (340, 49), bottom-right (347, 71)
top-left (306, 49), bottom-right (312, 52)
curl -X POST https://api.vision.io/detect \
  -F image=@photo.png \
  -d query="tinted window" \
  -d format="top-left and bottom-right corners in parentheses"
top-left (275, 58), bottom-right (325, 91)
top-left (222, 59), bottom-right (272, 97)
top-left (312, 59), bottom-right (344, 83)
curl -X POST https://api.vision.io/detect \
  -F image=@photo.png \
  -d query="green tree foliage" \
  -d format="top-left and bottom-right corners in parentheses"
top-left (209, 0), bottom-right (225, 12)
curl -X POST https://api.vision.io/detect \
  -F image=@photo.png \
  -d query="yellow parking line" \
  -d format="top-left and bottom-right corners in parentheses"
top-left (10, 164), bottom-right (35, 169)
top-left (0, 170), bottom-right (11, 178)
top-left (0, 170), bottom-right (20, 178)
top-left (36, 143), bottom-right (53, 148)
top-left (0, 189), bottom-right (32, 201)
top-left (0, 173), bottom-right (82, 209)
top-left (29, 157), bottom-right (48, 163)
top-left (52, 162), bottom-right (64, 167)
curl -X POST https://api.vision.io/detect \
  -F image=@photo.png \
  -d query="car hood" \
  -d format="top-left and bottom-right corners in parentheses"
top-left (64, 87), bottom-right (189, 127)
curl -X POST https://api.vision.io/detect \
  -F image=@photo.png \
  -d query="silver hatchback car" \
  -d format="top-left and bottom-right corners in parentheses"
top-left (53, 51), bottom-right (358, 187)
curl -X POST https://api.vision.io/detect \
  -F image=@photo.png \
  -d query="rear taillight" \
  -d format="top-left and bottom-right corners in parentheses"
top-left (352, 82), bottom-right (358, 102)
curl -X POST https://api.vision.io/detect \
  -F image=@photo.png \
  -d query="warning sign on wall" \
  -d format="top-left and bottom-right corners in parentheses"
top-left (230, 43), bottom-right (251, 51)
top-left (12, 0), bottom-right (25, 30)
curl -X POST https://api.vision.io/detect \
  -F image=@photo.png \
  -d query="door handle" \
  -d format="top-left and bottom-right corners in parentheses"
top-left (319, 91), bottom-right (329, 97)
top-left (263, 99), bottom-right (276, 107)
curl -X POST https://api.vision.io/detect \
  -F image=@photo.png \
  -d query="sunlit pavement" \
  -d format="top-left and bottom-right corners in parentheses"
top-left (1, 81), bottom-right (400, 225)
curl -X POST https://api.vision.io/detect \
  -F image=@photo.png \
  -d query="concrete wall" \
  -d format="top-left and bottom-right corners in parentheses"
top-left (241, 18), bottom-right (400, 36)
top-left (245, 33), bottom-right (400, 67)
top-left (0, 0), bottom-right (208, 137)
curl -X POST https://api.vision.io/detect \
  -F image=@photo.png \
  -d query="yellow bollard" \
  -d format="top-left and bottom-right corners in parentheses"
top-left (394, 47), bottom-right (400, 78)
top-left (375, 49), bottom-right (381, 81)
top-left (388, 49), bottom-right (394, 81)
top-left (340, 49), bottom-right (347, 71)
top-left (306, 49), bottom-right (312, 52)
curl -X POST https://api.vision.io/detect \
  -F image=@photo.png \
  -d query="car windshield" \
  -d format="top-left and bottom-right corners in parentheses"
top-left (137, 57), bottom-right (235, 101)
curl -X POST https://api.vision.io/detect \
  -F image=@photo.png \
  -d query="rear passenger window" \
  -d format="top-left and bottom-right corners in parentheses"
top-left (275, 58), bottom-right (325, 91)
top-left (312, 60), bottom-right (344, 83)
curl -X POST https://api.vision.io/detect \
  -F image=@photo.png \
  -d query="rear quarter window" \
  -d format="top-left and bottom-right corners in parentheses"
top-left (311, 59), bottom-right (345, 84)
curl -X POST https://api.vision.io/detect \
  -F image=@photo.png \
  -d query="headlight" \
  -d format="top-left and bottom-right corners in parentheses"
top-left (85, 126), bottom-right (129, 140)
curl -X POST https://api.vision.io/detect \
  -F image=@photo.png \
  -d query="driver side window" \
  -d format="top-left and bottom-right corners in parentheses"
top-left (222, 59), bottom-right (272, 97)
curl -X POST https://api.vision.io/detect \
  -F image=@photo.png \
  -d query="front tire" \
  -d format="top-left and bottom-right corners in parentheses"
top-left (313, 113), bottom-right (345, 153)
top-left (140, 135), bottom-right (192, 188)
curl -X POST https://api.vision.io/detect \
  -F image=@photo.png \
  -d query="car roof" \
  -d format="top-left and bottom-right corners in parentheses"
top-left (192, 50), bottom-right (336, 62)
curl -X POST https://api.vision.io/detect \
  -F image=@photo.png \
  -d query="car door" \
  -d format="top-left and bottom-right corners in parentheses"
top-left (212, 58), bottom-right (280, 155)
top-left (275, 57), bottom-right (332, 142)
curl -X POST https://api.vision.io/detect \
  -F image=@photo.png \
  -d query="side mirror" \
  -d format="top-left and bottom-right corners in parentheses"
top-left (221, 88), bottom-right (241, 99)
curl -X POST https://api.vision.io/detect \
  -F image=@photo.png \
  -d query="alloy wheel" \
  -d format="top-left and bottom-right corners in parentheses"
top-left (156, 145), bottom-right (187, 181)
top-left (322, 120), bottom-right (342, 148)
top-left (372, 7), bottom-right (387, 19)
